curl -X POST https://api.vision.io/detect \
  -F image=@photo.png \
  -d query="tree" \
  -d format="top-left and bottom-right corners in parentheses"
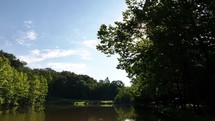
top-left (0, 57), bottom-right (14, 105)
top-left (12, 69), bottom-right (29, 105)
top-left (114, 87), bottom-right (134, 104)
top-left (97, 0), bottom-right (215, 108)
top-left (0, 52), bottom-right (48, 107)
top-left (0, 50), bottom-right (27, 70)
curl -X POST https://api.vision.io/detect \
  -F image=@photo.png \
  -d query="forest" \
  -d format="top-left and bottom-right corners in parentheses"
top-left (0, 50), bottom-right (127, 107)
top-left (1, 0), bottom-right (215, 112)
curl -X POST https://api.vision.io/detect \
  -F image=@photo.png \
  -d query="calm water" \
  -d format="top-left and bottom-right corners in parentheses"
top-left (0, 105), bottom-right (214, 121)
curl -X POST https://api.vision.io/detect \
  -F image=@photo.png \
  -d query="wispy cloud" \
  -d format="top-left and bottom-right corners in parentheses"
top-left (76, 49), bottom-right (91, 60)
top-left (82, 40), bottom-right (98, 49)
top-left (24, 20), bottom-right (33, 28)
top-left (47, 62), bottom-right (87, 74)
top-left (19, 49), bottom-right (74, 63)
top-left (26, 31), bottom-right (37, 40)
top-left (18, 48), bottom-right (92, 64)
top-left (15, 20), bottom-right (38, 46)
top-left (0, 36), bottom-right (12, 46)
top-left (4, 40), bottom-right (12, 46)
top-left (72, 28), bottom-right (81, 36)
top-left (16, 30), bottom-right (38, 46)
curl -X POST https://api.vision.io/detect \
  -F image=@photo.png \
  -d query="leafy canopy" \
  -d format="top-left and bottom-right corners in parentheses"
top-left (97, 0), bottom-right (215, 106)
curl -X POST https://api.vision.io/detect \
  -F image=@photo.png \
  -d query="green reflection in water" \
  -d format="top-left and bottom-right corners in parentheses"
top-left (114, 106), bottom-right (137, 121)
top-left (1, 105), bottom-right (215, 121)
top-left (0, 106), bottom-right (45, 121)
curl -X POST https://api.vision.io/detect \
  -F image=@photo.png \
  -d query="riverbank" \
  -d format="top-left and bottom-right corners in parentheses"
top-left (46, 97), bottom-right (113, 107)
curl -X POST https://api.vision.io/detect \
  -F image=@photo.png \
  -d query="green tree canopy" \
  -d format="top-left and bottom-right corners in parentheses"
top-left (0, 51), bottom-right (48, 106)
top-left (97, 0), bottom-right (215, 108)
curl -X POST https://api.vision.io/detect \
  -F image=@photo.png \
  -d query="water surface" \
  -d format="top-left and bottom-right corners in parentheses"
top-left (0, 105), bottom-right (214, 121)
top-left (0, 105), bottom-right (136, 121)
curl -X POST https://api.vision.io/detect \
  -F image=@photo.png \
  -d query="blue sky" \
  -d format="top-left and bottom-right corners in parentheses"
top-left (0, 0), bottom-right (131, 86)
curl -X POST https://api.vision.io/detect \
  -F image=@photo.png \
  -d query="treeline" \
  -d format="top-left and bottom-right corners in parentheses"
top-left (35, 69), bottom-right (125, 100)
top-left (0, 50), bottom-right (126, 107)
top-left (97, 0), bottom-right (215, 110)
top-left (0, 50), bottom-right (47, 106)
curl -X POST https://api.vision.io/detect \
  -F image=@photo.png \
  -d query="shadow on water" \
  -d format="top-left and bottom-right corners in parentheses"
top-left (45, 105), bottom-right (118, 121)
top-left (1, 104), bottom-right (215, 121)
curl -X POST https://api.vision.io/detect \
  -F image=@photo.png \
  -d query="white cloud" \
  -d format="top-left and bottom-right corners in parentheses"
top-left (24, 20), bottom-right (33, 28)
top-left (75, 49), bottom-right (91, 60)
top-left (82, 40), bottom-right (98, 49)
top-left (26, 31), bottom-right (37, 40)
top-left (31, 49), bottom-right (40, 56)
top-left (47, 62), bottom-right (88, 74)
top-left (19, 49), bottom-right (75, 63)
top-left (15, 20), bottom-right (38, 46)
top-left (18, 48), bottom-right (92, 64)
top-left (16, 30), bottom-right (38, 46)
top-left (42, 49), bottom-right (75, 58)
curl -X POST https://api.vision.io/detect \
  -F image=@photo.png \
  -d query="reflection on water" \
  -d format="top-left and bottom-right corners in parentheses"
top-left (0, 105), bottom-right (136, 121)
top-left (1, 105), bottom-right (215, 121)
top-left (45, 106), bottom-right (119, 121)
top-left (0, 106), bottom-right (45, 121)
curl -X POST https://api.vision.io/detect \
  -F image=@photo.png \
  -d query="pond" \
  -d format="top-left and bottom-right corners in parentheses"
top-left (0, 105), bottom-right (214, 121)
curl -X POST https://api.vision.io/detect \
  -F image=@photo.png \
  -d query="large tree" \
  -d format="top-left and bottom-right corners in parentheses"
top-left (97, 0), bottom-right (215, 108)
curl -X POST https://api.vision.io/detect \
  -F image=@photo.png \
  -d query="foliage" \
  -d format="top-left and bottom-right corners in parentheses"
top-left (47, 72), bottom-right (125, 100)
top-left (97, 0), bottom-right (215, 108)
top-left (0, 50), bottom-right (126, 106)
top-left (0, 51), bottom-right (48, 106)
top-left (0, 50), bottom-right (26, 70)
top-left (91, 78), bottom-right (124, 100)
top-left (114, 87), bottom-right (134, 104)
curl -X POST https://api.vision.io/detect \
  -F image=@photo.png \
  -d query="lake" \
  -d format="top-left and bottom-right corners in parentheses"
top-left (0, 105), bottom-right (214, 121)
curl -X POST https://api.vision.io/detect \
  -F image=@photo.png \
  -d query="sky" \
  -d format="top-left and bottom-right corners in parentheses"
top-left (0, 0), bottom-right (131, 86)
